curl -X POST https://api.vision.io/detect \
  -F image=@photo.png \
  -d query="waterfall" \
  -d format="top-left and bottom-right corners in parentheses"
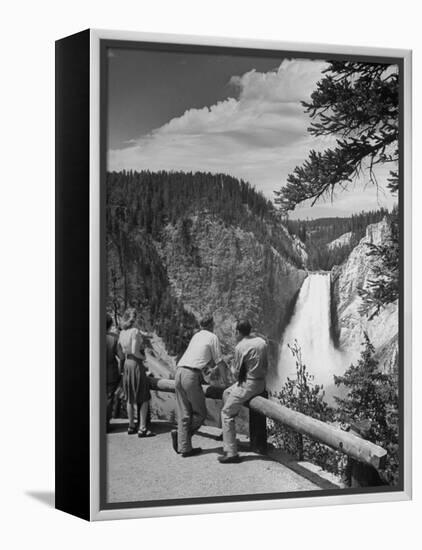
top-left (268, 272), bottom-right (350, 402)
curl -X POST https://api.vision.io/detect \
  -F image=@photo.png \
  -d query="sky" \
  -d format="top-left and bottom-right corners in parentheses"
top-left (107, 47), bottom-right (397, 219)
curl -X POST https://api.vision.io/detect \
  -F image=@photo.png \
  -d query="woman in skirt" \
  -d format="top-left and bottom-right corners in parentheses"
top-left (118, 308), bottom-right (155, 437)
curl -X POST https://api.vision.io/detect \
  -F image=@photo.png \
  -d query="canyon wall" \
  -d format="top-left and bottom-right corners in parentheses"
top-left (331, 219), bottom-right (398, 372)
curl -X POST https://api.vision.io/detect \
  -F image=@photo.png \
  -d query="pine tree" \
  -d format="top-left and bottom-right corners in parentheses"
top-left (334, 334), bottom-right (399, 485)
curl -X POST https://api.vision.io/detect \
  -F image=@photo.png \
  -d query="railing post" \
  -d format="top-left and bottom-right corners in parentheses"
top-left (249, 391), bottom-right (268, 454)
top-left (346, 421), bottom-right (385, 488)
top-left (348, 459), bottom-right (384, 488)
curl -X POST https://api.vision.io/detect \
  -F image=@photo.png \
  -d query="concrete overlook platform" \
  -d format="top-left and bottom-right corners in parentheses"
top-left (106, 419), bottom-right (341, 504)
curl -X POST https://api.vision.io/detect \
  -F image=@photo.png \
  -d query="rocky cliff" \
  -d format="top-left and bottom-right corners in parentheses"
top-left (331, 219), bottom-right (398, 372)
top-left (327, 231), bottom-right (353, 250)
top-left (156, 214), bottom-right (307, 372)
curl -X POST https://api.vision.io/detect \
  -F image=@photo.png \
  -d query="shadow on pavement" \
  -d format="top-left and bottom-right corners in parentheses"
top-left (196, 429), bottom-right (222, 441)
top-left (268, 448), bottom-right (342, 490)
top-left (109, 420), bottom-right (175, 435)
top-left (239, 454), bottom-right (272, 463)
top-left (195, 446), bottom-right (224, 456)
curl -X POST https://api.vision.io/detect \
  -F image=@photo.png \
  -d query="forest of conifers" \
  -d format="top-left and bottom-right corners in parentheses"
top-left (107, 170), bottom-right (301, 263)
top-left (286, 209), bottom-right (391, 270)
top-left (106, 170), bottom-right (303, 355)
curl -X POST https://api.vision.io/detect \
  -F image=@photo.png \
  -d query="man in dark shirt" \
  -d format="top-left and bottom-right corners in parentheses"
top-left (106, 314), bottom-right (120, 431)
top-left (218, 319), bottom-right (268, 463)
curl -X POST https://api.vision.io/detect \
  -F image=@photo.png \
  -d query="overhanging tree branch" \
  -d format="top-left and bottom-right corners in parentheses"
top-left (274, 60), bottom-right (400, 316)
top-left (274, 61), bottom-right (399, 213)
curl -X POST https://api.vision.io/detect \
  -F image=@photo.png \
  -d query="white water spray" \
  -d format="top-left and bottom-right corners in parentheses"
top-left (269, 273), bottom-right (350, 401)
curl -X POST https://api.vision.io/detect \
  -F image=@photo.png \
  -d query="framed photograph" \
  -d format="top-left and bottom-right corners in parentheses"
top-left (55, 29), bottom-right (412, 521)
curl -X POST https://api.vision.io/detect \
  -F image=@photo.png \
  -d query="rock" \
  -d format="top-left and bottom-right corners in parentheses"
top-left (331, 219), bottom-right (398, 372)
top-left (327, 231), bottom-right (353, 250)
top-left (291, 234), bottom-right (309, 266)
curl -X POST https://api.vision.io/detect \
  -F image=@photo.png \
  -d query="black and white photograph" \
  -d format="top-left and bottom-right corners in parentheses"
top-left (102, 40), bottom-right (404, 509)
top-left (3, 0), bottom-right (421, 543)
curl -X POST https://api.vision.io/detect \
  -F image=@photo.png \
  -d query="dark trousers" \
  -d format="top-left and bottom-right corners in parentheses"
top-left (106, 380), bottom-right (120, 424)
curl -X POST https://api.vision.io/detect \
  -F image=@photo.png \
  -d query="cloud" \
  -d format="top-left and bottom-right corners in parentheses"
top-left (229, 60), bottom-right (323, 104)
top-left (109, 59), bottom-right (329, 194)
top-left (107, 58), bottom-right (396, 214)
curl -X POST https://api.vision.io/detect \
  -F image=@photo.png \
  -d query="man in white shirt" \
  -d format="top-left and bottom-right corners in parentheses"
top-left (172, 315), bottom-right (227, 457)
top-left (218, 319), bottom-right (268, 464)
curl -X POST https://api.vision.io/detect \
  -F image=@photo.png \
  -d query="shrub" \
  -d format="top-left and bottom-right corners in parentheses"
top-left (268, 341), bottom-right (344, 476)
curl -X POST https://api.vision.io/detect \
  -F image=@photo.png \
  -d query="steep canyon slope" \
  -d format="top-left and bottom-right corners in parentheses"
top-left (107, 170), bottom-right (307, 376)
top-left (157, 215), bottom-right (306, 366)
top-left (331, 219), bottom-right (399, 372)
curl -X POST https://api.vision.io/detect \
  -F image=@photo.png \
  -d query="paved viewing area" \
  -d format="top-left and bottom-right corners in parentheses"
top-left (106, 419), bottom-right (340, 504)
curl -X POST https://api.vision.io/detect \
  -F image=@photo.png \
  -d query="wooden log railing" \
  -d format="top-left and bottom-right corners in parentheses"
top-left (148, 377), bottom-right (387, 485)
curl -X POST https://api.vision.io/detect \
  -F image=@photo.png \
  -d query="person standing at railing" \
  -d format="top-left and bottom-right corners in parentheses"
top-left (118, 308), bottom-right (155, 438)
top-left (106, 313), bottom-right (121, 432)
top-left (218, 319), bottom-right (268, 464)
top-left (171, 315), bottom-right (228, 457)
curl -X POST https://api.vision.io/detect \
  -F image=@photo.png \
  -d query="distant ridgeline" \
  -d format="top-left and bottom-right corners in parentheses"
top-left (285, 208), bottom-right (391, 271)
top-left (106, 170), bottom-right (305, 358)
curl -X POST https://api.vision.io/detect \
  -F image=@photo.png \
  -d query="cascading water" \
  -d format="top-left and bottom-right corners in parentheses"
top-left (269, 272), bottom-right (349, 402)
